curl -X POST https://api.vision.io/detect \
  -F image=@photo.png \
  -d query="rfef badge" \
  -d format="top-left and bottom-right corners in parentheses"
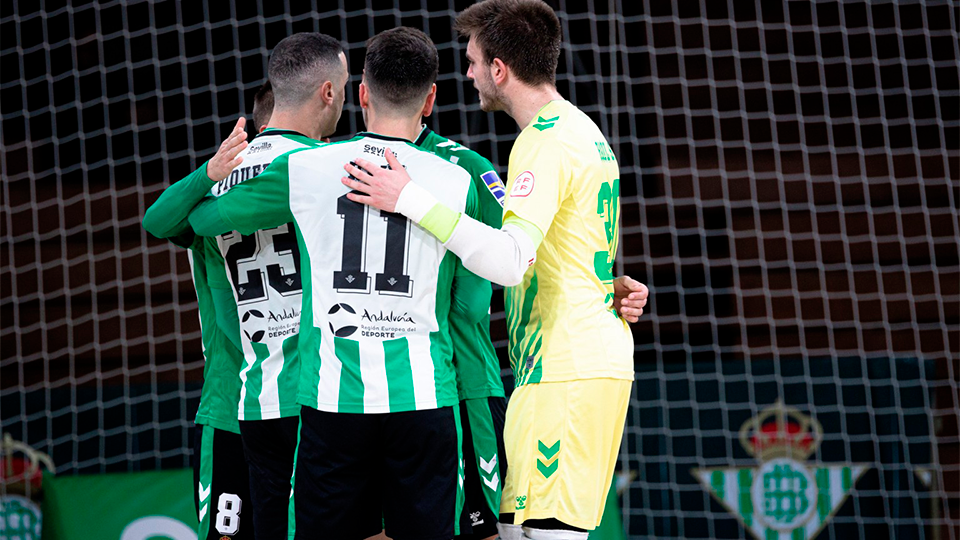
top-left (692, 400), bottom-right (869, 540)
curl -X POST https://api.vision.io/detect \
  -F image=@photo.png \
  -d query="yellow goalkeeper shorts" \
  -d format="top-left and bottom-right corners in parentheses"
top-left (500, 378), bottom-right (632, 530)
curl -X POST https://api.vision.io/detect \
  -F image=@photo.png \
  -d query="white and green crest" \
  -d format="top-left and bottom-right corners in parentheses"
top-left (692, 400), bottom-right (869, 540)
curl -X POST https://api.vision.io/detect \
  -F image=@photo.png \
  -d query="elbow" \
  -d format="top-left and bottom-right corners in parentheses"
top-left (500, 271), bottom-right (525, 288)
top-left (470, 258), bottom-right (526, 287)
top-left (142, 212), bottom-right (167, 239)
top-left (498, 261), bottom-right (529, 287)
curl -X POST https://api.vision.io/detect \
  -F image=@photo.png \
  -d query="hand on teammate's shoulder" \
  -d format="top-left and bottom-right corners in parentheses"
top-left (207, 117), bottom-right (249, 182)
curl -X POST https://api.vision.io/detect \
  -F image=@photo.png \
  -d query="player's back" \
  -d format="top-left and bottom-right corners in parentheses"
top-left (503, 100), bottom-right (634, 386)
top-left (207, 129), bottom-right (321, 421)
top-left (280, 133), bottom-right (477, 413)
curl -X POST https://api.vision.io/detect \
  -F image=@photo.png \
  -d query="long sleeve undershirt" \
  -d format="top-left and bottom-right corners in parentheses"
top-left (395, 181), bottom-right (543, 287)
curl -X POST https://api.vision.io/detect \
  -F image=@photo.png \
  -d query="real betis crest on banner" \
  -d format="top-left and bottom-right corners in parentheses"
top-left (692, 400), bottom-right (869, 540)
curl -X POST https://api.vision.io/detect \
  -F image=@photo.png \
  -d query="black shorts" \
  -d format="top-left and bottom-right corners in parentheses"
top-left (239, 416), bottom-right (300, 540)
top-left (193, 424), bottom-right (254, 540)
top-left (457, 397), bottom-right (508, 540)
top-left (292, 406), bottom-right (461, 540)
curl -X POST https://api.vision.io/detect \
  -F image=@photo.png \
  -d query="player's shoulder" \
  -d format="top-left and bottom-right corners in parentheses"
top-left (415, 127), bottom-right (496, 173)
top-left (517, 101), bottom-right (606, 164)
top-left (518, 100), bottom-right (595, 143)
top-left (281, 133), bottom-right (365, 165)
top-left (396, 136), bottom-right (472, 182)
top-left (244, 129), bottom-right (321, 158)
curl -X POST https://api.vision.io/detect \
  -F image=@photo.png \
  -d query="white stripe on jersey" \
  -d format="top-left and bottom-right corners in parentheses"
top-left (360, 342), bottom-right (389, 413)
top-left (316, 347), bottom-right (341, 411)
top-left (408, 335), bottom-right (438, 410)
top-left (259, 347), bottom-right (284, 418)
top-left (237, 357), bottom-right (255, 420)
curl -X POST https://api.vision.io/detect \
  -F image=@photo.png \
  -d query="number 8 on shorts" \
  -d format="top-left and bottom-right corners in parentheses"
top-left (216, 493), bottom-right (242, 535)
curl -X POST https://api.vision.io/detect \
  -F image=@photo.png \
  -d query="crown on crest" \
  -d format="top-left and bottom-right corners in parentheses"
top-left (738, 399), bottom-right (823, 461)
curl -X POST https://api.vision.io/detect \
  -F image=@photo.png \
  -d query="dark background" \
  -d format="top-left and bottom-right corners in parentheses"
top-left (2, 1), bottom-right (958, 538)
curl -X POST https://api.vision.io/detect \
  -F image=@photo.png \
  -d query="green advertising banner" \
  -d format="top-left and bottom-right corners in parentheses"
top-left (41, 469), bottom-right (197, 540)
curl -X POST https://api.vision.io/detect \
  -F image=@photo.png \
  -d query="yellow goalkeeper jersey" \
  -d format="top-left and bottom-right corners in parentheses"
top-left (503, 99), bottom-right (634, 386)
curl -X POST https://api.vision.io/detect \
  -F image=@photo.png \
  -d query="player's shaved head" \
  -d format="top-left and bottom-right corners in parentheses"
top-left (364, 27), bottom-right (438, 115)
top-left (268, 32), bottom-right (344, 109)
top-left (252, 80), bottom-right (273, 131)
top-left (455, 0), bottom-right (561, 86)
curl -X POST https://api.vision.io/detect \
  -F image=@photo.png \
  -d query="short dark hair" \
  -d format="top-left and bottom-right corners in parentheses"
top-left (268, 33), bottom-right (343, 108)
top-left (364, 27), bottom-right (438, 113)
top-left (455, 0), bottom-right (561, 86)
top-left (252, 80), bottom-right (273, 130)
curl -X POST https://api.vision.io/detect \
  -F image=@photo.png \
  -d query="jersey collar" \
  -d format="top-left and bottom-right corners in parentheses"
top-left (413, 125), bottom-right (432, 146)
top-left (253, 128), bottom-right (311, 140)
top-left (357, 131), bottom-right (415, 144)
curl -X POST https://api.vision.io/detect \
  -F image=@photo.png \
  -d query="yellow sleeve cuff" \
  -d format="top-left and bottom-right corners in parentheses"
top-left (420, 203), bottom-right (461, 243)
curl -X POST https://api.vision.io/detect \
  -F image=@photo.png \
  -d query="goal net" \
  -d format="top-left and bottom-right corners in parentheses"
top-left (2, 1), bottom-right (957, 538)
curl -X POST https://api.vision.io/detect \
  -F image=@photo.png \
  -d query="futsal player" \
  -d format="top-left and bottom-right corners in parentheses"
top-left (185, 27), bottom-right (491, 540)
top-left (144, 32), bottom-right (347, 539)
top-left (340, 1), bottom-right (642, 538)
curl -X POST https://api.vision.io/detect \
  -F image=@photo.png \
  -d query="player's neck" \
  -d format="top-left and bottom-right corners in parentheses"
top-left (364, 113), bottom-right (422, 143)
top-left (267, 110), bottom-right (323, 140)
top-left (505, 84), bottom-right (564, 129)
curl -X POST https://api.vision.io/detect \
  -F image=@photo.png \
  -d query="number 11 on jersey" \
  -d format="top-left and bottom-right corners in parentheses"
top-left (334, 193), bottom-right (413, 296)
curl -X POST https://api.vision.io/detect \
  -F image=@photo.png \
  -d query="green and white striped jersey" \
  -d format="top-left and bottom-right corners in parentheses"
top-left (207, 129), bottom-right (322, 420)
top-left (144, 129), bottom-right (321, 424)
top-left (414, 126), bottom-right (506, 400)
top-left (186, 132), bottom-right (486, 414)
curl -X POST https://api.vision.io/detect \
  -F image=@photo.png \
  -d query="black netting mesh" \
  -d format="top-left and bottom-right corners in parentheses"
top-left (2, 1), bottom-right (957, 538)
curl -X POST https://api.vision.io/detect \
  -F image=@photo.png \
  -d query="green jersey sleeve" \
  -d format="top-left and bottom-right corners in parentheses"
top-left (465, 175), bottom-right (481, 222)
top-left (458, 154), bottom-right (504, 229)
top-left (142, 162), bottom-right (214, 248)
top-left (188, 153), bottom-right (299, 236)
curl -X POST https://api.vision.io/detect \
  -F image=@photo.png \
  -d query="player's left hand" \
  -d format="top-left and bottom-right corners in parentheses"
top-left (613, 275), bottom-right (648, 323)
top-left (342, 148), bottom-right (409, 213)
top-left (207, 117), bottom-right (248, 182)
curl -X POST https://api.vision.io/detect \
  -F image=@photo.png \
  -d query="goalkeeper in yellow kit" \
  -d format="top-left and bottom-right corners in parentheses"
top-left (340, 1), bottom-right (646, 538)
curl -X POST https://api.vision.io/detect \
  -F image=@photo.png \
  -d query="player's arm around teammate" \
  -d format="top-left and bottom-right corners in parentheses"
top-left (142, 119), bottom-right (249, 243)
top-left (157, 33), bottom-right (350, 540)
top-left (343, 2), bottom-right (644, 539)
top-left (189, 27), bottom-right (489, 540)
top-left (413, 126), bottom-right (509, 540)
top-left (141, 109), bottom-right (254, 540)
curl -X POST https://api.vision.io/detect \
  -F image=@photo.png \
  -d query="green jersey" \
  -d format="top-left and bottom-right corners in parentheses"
top-left (186, 132), bottom-right (491, 414)
top-left (144, 129), bottom-right (321, 425)
top-left (206, 130), bottom-right (322, 420)
top-left (187, 240), bottom-right (244, 433)
top-left (414, 126), bottom-right (506, 400)
top-left (143, 162), bottom-right (244, 434)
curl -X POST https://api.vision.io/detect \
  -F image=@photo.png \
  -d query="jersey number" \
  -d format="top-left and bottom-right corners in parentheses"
top-left (594, 178), bottom-right (619, 295)
top-left (333, 193), bottom-right (412, 295)
top-left (215, 493), bottom-right (242, 535)
top-left (223, 224), bottom-right (302, 304)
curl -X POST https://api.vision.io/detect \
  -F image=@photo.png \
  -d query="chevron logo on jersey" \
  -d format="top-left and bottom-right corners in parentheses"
top-left (480, 171), bottom-right (506, 206)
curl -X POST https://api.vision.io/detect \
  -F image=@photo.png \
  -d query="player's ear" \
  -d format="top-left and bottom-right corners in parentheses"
top-left (491, 57), bottom-right (509, 86)
top-left (420, 84), bottom-right (437, 117)
top-left (319, 80), bottom-right (335, 105)
top-left (358, 81), bottom-right (370, 110)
